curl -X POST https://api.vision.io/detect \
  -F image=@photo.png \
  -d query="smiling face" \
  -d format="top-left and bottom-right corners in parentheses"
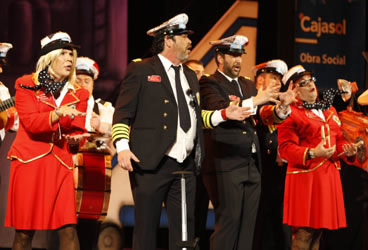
top-left (295, 74), bottom-right (318, 103)
top-left (49, 49), bottom-right (74, 82)
top-left (218, 52), bottom-right (243, 78)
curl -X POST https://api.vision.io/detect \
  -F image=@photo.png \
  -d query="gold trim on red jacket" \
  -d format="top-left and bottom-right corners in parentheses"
top-left (8, 144), bottom-right (54, 163)
top-left (287, 158), bottom-right (341, 174)
top-left (52, 152), bottom-right (73, 169)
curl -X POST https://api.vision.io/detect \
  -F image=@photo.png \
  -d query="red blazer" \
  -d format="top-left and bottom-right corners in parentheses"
top-left (8, 74), bottom-right (89, 169)
top-left (278, 103), bottom-right (349, 174)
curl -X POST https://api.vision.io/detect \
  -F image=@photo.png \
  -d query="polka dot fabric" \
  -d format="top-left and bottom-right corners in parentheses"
top-left (303, 88), bottom-right (346, 111)
top-left (20, 66), bottom-right (67, 95)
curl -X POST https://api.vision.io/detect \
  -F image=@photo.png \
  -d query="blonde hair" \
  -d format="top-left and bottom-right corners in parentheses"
top-left (35, 48), bottom-right (78, 84)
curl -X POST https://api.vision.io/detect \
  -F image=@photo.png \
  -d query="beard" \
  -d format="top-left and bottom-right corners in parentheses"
top-left (223, 64), bottom-right (240, 78)
top-left (176, 47), bottom-right (190, 63)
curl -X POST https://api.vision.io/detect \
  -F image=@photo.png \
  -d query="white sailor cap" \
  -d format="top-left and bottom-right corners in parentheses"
top-left (282, 65), bottom-right (313, 86)
top-left (40, 31), bottom-right (79, 56)
top-left (253, 59), bottom-right (288, 79)
top-left (146, 13), bottom-right (194, 37)
top-left (0, 43), bottom-right (12, 59)
top-left (210, 35), bottom-right (248, 54)
top-left (76, 57), bottom-right (100, 80)
top-left (0, 43), bottom-right (13, 66)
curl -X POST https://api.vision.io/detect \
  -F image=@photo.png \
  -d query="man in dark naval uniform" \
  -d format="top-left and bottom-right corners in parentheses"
top-left (253, 59), bottom-right (293, 250)
top-left (112, 14), bottom-right (251, 250)
top-left (199, 36), bottom-right (295, 250)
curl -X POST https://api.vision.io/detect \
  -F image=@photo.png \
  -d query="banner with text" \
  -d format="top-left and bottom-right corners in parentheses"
top-left (295, 0), bottom-right (366, 89)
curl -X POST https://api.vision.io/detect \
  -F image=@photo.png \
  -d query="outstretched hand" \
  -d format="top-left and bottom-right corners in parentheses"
top-left (279, 81), bottom-right (297, 107)
top-left (342, 143), bottom-right (358, 157)
top-left (59, 104), bottom-right (86, 119)
top-left (225, 99), bottom-right (252, 121)
top-left (63, 132), bottom-right (91, 145)
top-left (253, 81), bottom-right (280, 106)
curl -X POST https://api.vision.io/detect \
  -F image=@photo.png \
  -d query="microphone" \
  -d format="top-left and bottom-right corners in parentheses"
top-left (186, 89), bottom-right (198, 108)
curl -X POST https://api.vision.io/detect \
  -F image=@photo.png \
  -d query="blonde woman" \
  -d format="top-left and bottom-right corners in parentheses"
top-left (6, 32), bottom-right (89, 250)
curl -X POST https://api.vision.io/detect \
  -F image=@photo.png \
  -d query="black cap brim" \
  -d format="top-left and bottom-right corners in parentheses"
top-left (287, 71), bottom-right (313, 86)
top-left (256, 67), bottom-right (283, 77)
top-left (76, 69), bottom-right (95, 78)
top-left (160, 28), bottom-right (194, 37)
top-left (40, 39), bottom-right (79, 57)
top-left (216, 46), bottom-right (246, 54)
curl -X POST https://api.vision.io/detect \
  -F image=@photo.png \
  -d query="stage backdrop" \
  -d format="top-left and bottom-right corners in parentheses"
top-left (189, 1), bottom-right (258, 80)
top-left (294, 0), bottom-right (366, 89)
top-left (0, 0), bottom-right (127, 102)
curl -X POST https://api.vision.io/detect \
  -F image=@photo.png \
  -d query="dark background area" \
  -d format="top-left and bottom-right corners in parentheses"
top-left (126, 0), bottom-right (296, 67)
top-left (0, 0), bottom-right (299, 104)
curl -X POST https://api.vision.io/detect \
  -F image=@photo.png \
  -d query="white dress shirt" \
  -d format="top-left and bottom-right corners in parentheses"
top-left (55, 81), bottom-right (75, 107)
top-left (157, 54), bottom-right (197, 162)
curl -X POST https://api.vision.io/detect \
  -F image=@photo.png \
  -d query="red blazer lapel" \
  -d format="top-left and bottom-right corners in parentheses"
top-left (35, 90), bottom-right (57, 109)
top-left (324, 109), bottom-right (334, 122)
top-left (61, 88), bottom-right (80, 107)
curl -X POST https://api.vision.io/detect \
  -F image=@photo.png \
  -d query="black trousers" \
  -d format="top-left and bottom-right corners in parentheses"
top-left (129, 154), bottom-right (196, 250)
top-left (205, 158), bottom-right (261, 250)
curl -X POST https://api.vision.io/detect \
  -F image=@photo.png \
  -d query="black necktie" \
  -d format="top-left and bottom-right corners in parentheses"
top-left (231, 79), bottom-right (243, 98)
top-left (172, 65), bottom-right (191, 132)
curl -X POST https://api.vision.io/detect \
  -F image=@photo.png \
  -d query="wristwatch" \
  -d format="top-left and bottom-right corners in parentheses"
top-left (308, 149), bottom-right (315, 159)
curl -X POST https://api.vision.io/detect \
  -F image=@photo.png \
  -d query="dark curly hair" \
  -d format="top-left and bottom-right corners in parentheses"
top-left (151, 34), bottom-right (175, 55)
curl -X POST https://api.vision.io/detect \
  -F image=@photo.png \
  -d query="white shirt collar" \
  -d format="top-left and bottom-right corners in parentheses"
top-left (312, 108), bottom-right (325, 121)
top-left (158, 54), bottom-right (182, 73)
top-left (55, 81), bottom-right (75, 106)
top-left (218, 69), bottom-right (238, 83)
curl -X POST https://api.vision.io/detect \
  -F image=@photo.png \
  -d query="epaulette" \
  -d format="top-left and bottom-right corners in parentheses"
top-left (240, 75), bottom-right (251, 80)
top-left (132, 58), bottom-right (142, 63)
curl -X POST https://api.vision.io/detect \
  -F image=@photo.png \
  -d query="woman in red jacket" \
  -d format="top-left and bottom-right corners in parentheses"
top-left (6, 31), bottom-right (89, 250)
top-left (278, 65), bottom-right (357, 250)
